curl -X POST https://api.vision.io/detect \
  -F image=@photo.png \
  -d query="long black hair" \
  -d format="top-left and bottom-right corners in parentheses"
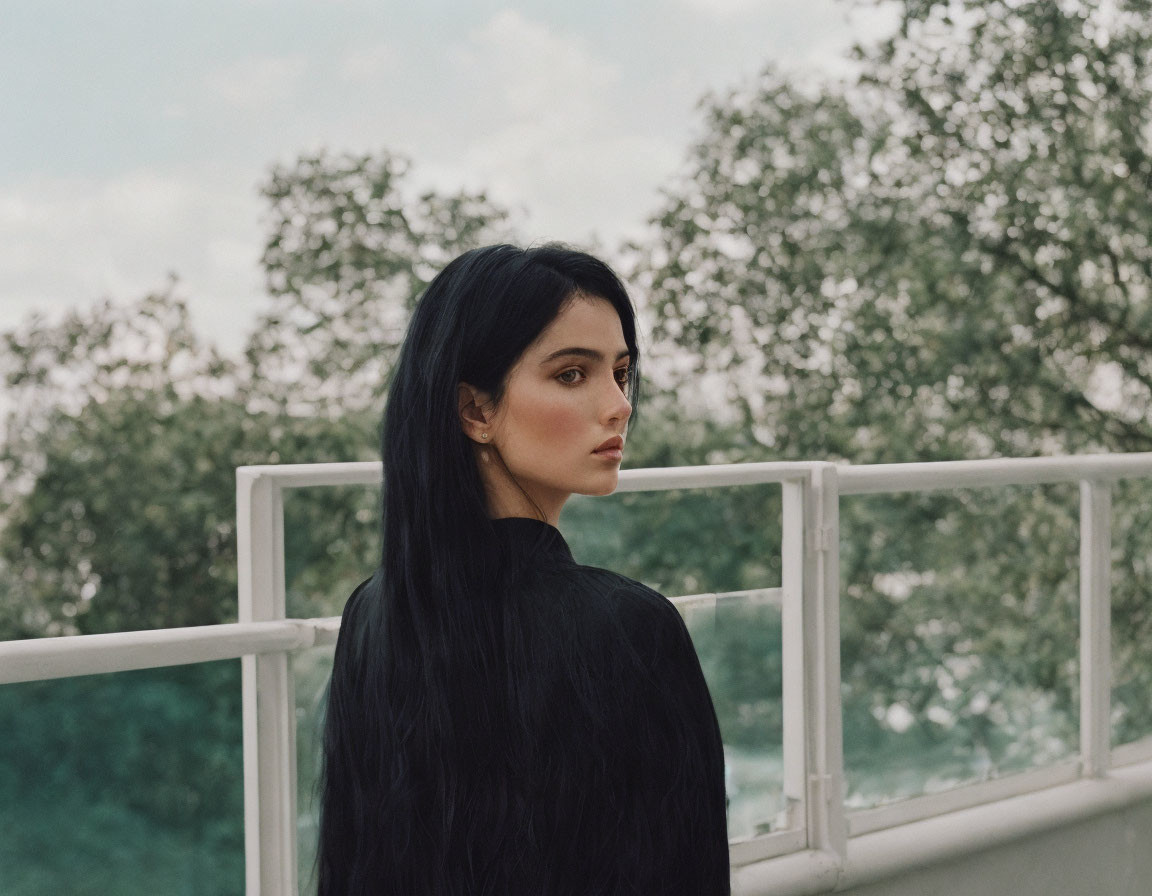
top-left (318, 244), bottom-right (640, 894)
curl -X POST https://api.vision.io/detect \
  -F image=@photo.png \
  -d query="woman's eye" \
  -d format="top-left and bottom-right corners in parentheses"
top-left (556, 368), bottom-right (585, 385)
top-left (614, 366), bottom-right (630, 388)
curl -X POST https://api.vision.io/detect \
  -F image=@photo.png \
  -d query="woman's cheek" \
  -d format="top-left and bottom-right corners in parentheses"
top-left (514, 390), bottom-right (585, 444)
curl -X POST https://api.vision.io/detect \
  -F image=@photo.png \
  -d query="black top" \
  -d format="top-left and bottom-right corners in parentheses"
top-left (331, 517), bottom-right (731, 895)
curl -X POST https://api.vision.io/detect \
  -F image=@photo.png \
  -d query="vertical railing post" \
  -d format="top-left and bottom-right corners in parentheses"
top-left (780, 479), bottom-right (807, 832)
top-left (238, 469), bottom-right (297, 896)
top-left (1079, 479), bottom-right (1112, 777)
top-left (804, 463), bottom-right (847, 859)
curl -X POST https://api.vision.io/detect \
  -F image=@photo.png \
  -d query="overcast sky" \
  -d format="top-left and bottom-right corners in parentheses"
top-left (0, 0), bottom-right (898, 353)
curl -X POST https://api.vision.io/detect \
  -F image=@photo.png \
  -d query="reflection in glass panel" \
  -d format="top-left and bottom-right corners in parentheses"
top-left (840, 485), bottom-right (1079, 810)
top-left (295, 645), bottom-right (335, 896)
top-left (563, 485), bottom-right (783, 597)
top-left (0, 661), bottom-right (244, 896)
top-left (684, 591), bottom-right (786, 838)
top-left (1111, 477), bottom-right (1152, 747)
top-left (282, 485), bottom-right (380, 620)
top-left (566, 485), bottom-right (788, 836)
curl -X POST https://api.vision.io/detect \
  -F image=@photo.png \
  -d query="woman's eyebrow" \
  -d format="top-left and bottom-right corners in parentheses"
top-left (539, 347), bottom-right (631, 365)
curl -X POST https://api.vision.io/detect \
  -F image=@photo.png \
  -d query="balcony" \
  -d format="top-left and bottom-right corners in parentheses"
top-left (3, 454), bottom-right (1152, 895)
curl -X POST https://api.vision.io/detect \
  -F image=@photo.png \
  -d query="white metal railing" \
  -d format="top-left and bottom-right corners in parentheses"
top-left (220, 451), bottom-right (1152, 889)
top-left (3, 452), bottom-right (1152, 896)
top-left (233, 459), bottom-right (837, 888)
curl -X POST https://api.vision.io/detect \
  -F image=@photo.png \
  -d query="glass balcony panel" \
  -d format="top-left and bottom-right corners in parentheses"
top-left (1111, 477), bottom-right (1152, 749)
top-left (294, 644), bottom-right (335, 896)
top-left (282, 485), bottom-right (381, 620)
top-left (0, 660), bottom-right (244, 896)
top-left (840, 484), bottom-right (1079, 811)
top-left (688, 591), bottom-right (787, 839)
top-left (563, 485), bottom-right (784, 598)
top-left (566, 485), bottom-right (789, 838)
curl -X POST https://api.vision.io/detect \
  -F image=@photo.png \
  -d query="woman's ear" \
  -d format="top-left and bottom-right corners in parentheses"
top-left (457, 382), bottom-right (493, 443)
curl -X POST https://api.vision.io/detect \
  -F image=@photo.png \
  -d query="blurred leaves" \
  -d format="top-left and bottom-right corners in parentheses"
top-left (633, 0), bottom-right (1152, 779)
top-left (246, 148), bottom-right (513, 414)
top-left (0, 151), bottom-right (513, 637)
top-left (0, 663), bottom-right (245, 895)
top-left (0, 288), bottom-right (380, 638)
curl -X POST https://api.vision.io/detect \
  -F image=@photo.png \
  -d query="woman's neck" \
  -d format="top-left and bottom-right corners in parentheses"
top-left (474, 444), bottom-right (567, 525)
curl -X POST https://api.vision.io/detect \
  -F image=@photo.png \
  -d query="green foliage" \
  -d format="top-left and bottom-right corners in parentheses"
top-left (692, 600), bottom-right (785, 751)
top-left (1, 292), bottom-right (240, 636)
top-left (0, 288), bottom-right (380, 638)
top-left (0, 662), bottom-right (244, 895)
top-left (1109, 477), bottom-right (1152, 744)
top-left (634, 0), bottom-right (1152, 784)
top-left (641, 0), bottom-right (1152, 462)
top-left (282, 485), bottom-right (380, 619)
top-left (246, 148), bottom-right (514, 413)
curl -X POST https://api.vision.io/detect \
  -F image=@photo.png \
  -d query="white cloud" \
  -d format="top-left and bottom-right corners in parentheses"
top-left (339, 42), bottom-right (395, 82)
top-left (1, 0), bottom-right (893, 353)
top-left (409, 10), bottom-right (676, 244)
top-left (0, 170), bottom-right (264, 352)
top-left (204, 55), bottom-right (308, 107)
top-left (679, 0), bottom-right (765, 15)
top-left (792, 2), bottom-right (902, 78)
top-left (451, 10), bottom-right (618, 122)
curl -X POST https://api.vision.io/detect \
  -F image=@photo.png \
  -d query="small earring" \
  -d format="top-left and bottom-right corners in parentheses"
top-left (480, 433), bottom-right (489, 440)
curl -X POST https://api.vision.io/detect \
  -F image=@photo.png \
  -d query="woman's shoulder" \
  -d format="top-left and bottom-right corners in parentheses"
top-left (340, 571), bottom-right (378, 620)
top-left (591, 565), bottom-right (674, 613)
top-left (536, 560), bottom-right (685, 635)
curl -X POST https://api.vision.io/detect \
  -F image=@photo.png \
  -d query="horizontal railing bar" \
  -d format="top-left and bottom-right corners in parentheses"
top-left (0, 621), bottom-right (319, 685)
top-left (237, 462), bottom-right (381, 489)
top-left (616, 462), bottom-right (820, 491)
top-left (0, 586), bottom-right (785, 685)
top-left (729, 828), bottom-right (809, 868)
top-left (838, 758), bottom-right (1152, 891)
top-left (307, 617), bottom-right (342, 648)
top-left (845, 760), bottom-right (1080, 837)
top-left (735, 757), bottom-right (1152, 896)
top-left (671, 587), bottom-right (783, 611)
top-left (1112, 736), bottom-right (1152, 768)
top-left (838, 452), bottom-right (1152, 495)
top-left (239, 453), bottom-right (1152, 496)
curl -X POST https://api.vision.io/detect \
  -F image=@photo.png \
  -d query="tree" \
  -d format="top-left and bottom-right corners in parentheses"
top-left (0, 150), bottom-right (521, 637)
top-left (642, 0), bottom-right (1152, 461)
top-left (0, 287), bottom-right (391, 640)
top-left (634, 0), bottom-right (1152, 789)
top-left (245, 149), bottom-right (514, 414)
top-left (0, 290), bottom-right (242, 636)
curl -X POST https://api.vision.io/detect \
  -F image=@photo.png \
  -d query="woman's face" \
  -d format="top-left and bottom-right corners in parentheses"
top-left (477, 294), bottom-right (633, 523)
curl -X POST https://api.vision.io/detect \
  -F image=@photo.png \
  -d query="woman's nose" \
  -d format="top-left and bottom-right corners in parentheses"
top-left (603, 377), bottom-right (632, 425)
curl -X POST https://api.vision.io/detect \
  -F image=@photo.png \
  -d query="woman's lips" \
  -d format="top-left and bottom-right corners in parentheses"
top-left (593, 436), bottom-right (624, 460)
top-left (594, 435), bottom-right (622, 458)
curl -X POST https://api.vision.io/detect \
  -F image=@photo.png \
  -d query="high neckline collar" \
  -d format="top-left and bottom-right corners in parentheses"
top-left (490, 516), bottom-right (574, 562)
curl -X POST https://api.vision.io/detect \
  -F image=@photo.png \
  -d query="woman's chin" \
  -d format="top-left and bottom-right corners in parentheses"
top-left (578, 473), bottom-right (621, 497)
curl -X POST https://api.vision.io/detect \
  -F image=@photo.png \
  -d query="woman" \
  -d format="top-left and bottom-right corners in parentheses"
top-left (319, 244), bottom-right (730, 895)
